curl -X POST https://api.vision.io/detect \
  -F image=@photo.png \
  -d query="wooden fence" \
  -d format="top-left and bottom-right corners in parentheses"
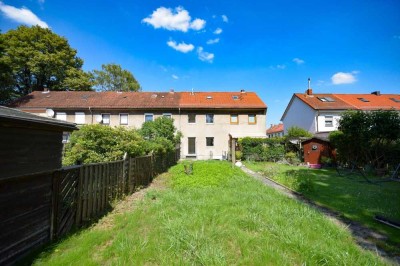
top-left (0, 148), bottom-right (180, 265)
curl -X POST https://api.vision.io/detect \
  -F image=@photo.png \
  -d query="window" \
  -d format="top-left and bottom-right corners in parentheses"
top-left (144, 113), bottom-right (154, 122)
top-left (230, 114), bottom-right (239, 124)
top-left (357, 98), bottom-right (369, 102)
top-left (248, 114), bottom-right (256, 124)
top-left (206, 114), bottom-right (214, 124)
top-left (390, 98), bottom-right (400, 103)
top-left (232, 95), bottom-right (239, 100)
top-left (206, 137), bottom-right (214, 147)
top-left (102, 114), bottom-right (110, 125)
top-left (75, 112), bottom-right (85, 124)
top-left (325, 115), bottom-right (333, 127)
top-left (55, 112), bottom-right (67, 121)
top-left (163, 113), bottom-right (172, 119)
top-left (318, 96), bottom-right (335, 102)
top-left (188, 137), bottom-right (196, 154)
top-left (188, 114), bottom-right (196, 123)
top-left (62, 132), bottom-right (70, 143)
top-left (120, 113), bottom-right (128, 125)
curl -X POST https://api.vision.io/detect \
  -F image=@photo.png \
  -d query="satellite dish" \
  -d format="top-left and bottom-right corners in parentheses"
top-left (96, 115), bottom-right (103, 123)
top-left (46, 109), bottom-right (54, 117)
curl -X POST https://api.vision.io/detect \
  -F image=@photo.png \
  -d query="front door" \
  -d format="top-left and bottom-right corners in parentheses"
top-left (188, 137), bottom-right (196, 155)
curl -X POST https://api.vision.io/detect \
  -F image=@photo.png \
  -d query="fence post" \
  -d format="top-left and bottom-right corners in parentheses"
top-left (50, 170), bottom-right (61, 241)
top-left (123, 153), bottom-right (129, 195)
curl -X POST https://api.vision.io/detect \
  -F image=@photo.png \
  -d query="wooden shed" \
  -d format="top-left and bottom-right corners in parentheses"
top-left (302, 137), bottom-right (335, 165)
top-left (0, 106), bottom-right (77, 178)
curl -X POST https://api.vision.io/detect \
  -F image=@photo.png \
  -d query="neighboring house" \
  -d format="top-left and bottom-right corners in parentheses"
top-left (266, 123), bottom-right (284, 138)
top-left (0, 106), bottom-right (77, 178)
top-left (11, 90), bottom-right (267, 160)
top-left (281, 89), bottom-right (400, 136)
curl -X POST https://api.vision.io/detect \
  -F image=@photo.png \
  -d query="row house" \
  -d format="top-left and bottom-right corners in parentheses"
top-left (11, 90), bottom-right (267, 160)
top-left (281, 89), bottom-right (400, 137)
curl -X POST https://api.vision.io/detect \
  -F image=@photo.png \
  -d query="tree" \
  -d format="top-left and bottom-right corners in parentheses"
top-left (91, 63), bottom-right (141, 92)
top-left (0, 32), bottom-right (14, 105)
top-left (285, 126), bottom-right (313, 139)
top-left (0, 25), bottom-right (92, 103)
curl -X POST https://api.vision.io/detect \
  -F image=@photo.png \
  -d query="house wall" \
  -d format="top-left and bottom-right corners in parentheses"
top-left (282, 97), bottom-right (317, 134)
top-left (316, 111), bottom-right (341, 132)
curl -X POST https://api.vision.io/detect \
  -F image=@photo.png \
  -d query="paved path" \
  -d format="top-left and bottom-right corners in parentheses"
top-left (241, 165), bottom-right (400, 265)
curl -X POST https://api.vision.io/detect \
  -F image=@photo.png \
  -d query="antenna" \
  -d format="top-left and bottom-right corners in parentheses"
top-left (308, 78), bottom-right (311, 90)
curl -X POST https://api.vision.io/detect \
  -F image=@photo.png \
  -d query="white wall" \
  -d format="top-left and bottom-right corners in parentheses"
top-left (316, 112), bottom-right (341, 132)
top-left (282, 97), bottom-right (317, 134)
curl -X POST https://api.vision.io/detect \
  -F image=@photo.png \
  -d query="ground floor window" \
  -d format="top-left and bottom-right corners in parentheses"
top-left (206, 137), bottom-right (214, 146)
top-left (188, 137), bottom-right (196, 154)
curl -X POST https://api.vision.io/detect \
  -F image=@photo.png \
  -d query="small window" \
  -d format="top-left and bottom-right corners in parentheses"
top-left (75, 112), bottom-right (85, 124)
top-left (206, 137), bottom-right (214, 146)
top-left (120, 113), bottom-right (128, 125)
top-left (357, 98), bottom-right (369, 102)
top-left (232, 95), bottom-right (239, 100)
top-left (188, 114), bottom-right (196, 123)
top-left (248, 114), bottom-right (256, 124)
top-left (325, 115), bottom-right (333, 127)
top-left (144, 113), bottom-right (154, 122)
top-left (102, 114), bottom-right (110, 125)
top-left (163, 113), bottom-right (172, 119)
top-left (206, 114), bottom-right (214, 124)
top-left (390, 98), bottom-right (400, 103)
top-left (230, 114), bottom-right (239, 124)
top-left (62, 132), bottom-right (70, 143)
top-left (56, 112), bottom-right (67, 121)
top-left (318, 96), bottom-right (335, 102)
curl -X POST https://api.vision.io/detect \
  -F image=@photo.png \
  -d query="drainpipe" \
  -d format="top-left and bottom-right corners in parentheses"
top-left (89, 106), bottom-right (93, 124)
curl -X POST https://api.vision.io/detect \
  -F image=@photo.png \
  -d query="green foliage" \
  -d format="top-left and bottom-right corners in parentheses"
top-left (235, 150), bottom-right (242, 160)
top-left (91, 63), bottom-right (141, 92)
top-left (330, 110), bottom-right (400, 168)
top-left (285, 151), bottom-right (301, 165)
top-left (238, 137), bottom-right (284, 162)
top-left (0, 25), bottom-right (92, 103)
top-left (63, 125), bottom-right (145, 165)
top-left (285, 126), bottom-right (313, 139)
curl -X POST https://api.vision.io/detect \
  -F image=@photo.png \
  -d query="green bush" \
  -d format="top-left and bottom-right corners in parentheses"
top-left (238, 137), bottom-right (284, 162)
top-left (285, 152), bottom-right (300, 165)
top-left (284, 170), bottom-right (314, 193)
top-left (235, 151), bottom-right (243, 160)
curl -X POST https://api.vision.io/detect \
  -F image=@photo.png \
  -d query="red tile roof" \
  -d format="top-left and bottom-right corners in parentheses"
top-left (266, 123), bottom-right (284, 134)
top-left (10, 91), bottom-right (267, 110)
top-left (294, 93), bottom-right (400, 111)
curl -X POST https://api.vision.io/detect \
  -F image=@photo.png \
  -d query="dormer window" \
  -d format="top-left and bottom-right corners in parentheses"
top-left (357, 98), bottom-right (369, 102)
top-left (318, 96), bottom-right (335, 102)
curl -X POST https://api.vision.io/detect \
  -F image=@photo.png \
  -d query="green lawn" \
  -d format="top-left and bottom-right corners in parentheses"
top-left (244, 161), bottom-right (400, 252)
top-left (33, 161), bottom-right (390, 265)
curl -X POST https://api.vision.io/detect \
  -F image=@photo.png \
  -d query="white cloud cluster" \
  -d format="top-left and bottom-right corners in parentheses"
top-left (293, 58), bottom-right (305, 65)
top-left (197, 47), bottom-right (214, 63)
top-left (167, 40), bottom-right (194, 53)
top-left (0, 1), bottom-right (48, 28)
top-left (331, 71), bottom-right (358, 85)
top-left (206, 38), bottom-right (219, 45)
top-left (222, 15), bottom-right (228, 22)
top-left (142, 6), bottom-right (205, 32)
top-left (172, 74), bottom-right (179, 80)
top-left (214, 28), bottom-right (222, 35)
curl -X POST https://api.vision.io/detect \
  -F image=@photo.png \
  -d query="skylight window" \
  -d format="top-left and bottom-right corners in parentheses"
top-left (357, 98), bottom-right (369, 102)
top-left (232, 95), bottom-right (239, 100)
top-left (206, 96), bottom-right (213, 99)
top-left (318, 96), bottom-right (335, 102)
top-left (390, 98), bottom-right (400, 103)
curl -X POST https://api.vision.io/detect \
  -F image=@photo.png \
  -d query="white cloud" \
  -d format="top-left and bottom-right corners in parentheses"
top-left (206, 38), bottom-right (220, 45)
top-left (277, 64), bottom-right (286, 69)
top-left (197, 47), bottom-right (214, 63)
top-left (293, 58), bottom-right (305, 65)
top-left (214, 28), bottom-right (222, 35)
top-left (167, 40), bottom-right (194, 53)
top-left (142, 6), bottom-right (205, 32)
top-left (222, 15), bottom-right (228, 22)
top-left (0, 2), bottom-right (48, 28)
top-left (172, 74), bottom-right (179, 80)
top-left (331, 71), bottom-right (358, 85)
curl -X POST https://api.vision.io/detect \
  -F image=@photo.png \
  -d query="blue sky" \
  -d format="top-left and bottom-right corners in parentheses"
top-left (1, 0), bottom-right (399, 125)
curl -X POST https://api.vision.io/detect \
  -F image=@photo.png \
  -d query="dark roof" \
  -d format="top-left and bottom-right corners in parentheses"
top-left (10, 90), bottom-right (267, 110)
top-left (0, 106), bottom-right (77, 131)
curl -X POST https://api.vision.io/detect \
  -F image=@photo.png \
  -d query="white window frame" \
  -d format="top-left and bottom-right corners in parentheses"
top-left (188, 114), bottom-right (196, 124)
top-left (206, 114), bottom-right (214, 124)
top-left (144, 113), bottom-right (154, 122)
top-left (120, 113), bottom-right (128, 125)
top-left (56, 112), bottom-right (67, 121)
top-left (62, 132), bottom-right (70, 143)
top-left (102, 113), bottom-right (110, 125)
top-left (163, 113), bottom-right (172, 119)
top-left (325, 115), bottom-right (333, 127)
top-left (75, 112), bottom-right (85, 125)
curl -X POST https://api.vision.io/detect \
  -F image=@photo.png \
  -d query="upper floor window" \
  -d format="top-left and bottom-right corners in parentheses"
top-left (188, 114), bottom-right (196, 124)
top-left (75, 112), bottom-right (85, 125)
top-left (248, 114), bottom-right (256, 124)
top-left (206, 114), bottom-right (214, 124)
top-left (144, 113), bottom-right (154, 122)
top-left (230, 114), bottom-right (239, 124)
top-left (325, 115), bottom-right (333, 127)
top-left (56, 112), bottom-right (67, 121)
top-left (163, 113), bottom-right (172, 119)
top-left (120, 113), bottom-right (128, 125)
top-left (102, 113), bottom-right (110, 125)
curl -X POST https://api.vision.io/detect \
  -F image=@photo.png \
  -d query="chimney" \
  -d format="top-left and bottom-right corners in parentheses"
top-left (305, 78), bottom-right (313, 95)
top-left (169, 88), bottom-right (174, 93)
top-left (240, 89), bottom-right (246, 93)
top-left (371, 91), bottom-right (381, 96)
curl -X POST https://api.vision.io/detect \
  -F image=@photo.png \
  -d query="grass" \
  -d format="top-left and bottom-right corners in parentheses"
top-left (33, 161), bottom-right (390, 265)
top-left (245, 161), bottom-right (400, 251)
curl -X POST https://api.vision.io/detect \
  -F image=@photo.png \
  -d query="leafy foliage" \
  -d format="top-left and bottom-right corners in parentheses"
top-left (285, 126), bottom-right (313, 139)
top-left (0, 26), bottom-right (92, 103)
top-left (91, 63), bottom-right (141, 92)
top-left (329, 110), bottom-right (400, 168)
top-left (238, 137), bottom-right (285, 161)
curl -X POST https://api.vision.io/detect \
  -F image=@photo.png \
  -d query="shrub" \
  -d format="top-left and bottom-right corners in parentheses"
top-left (235, 151), bottom-right (243, 160)
top-left (285, 152), bottom-right (300, 165)
top-left (238, 137), bottom-right (284, 162)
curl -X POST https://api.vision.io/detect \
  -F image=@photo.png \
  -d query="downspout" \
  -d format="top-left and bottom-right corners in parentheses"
top-left (89, 106), bottom-right (93, 124)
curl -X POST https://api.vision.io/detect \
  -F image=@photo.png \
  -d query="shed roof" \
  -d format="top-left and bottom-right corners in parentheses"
top-left (0, 106), bottom-right (77, 131)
